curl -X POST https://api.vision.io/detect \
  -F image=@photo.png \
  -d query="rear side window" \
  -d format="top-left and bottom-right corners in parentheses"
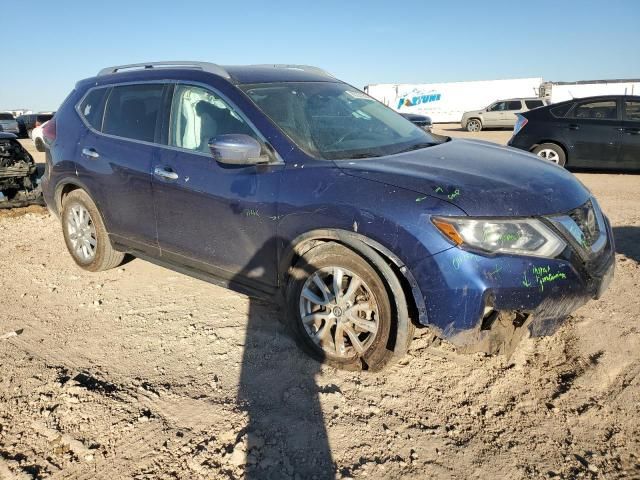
top-left (525, 100), bottom-right (544, 109)
top-left (550, 103), bottom-right (572, 118)
top-left (624, 100), bottom-right (640, 122)
top-left (103, 84), bottom-right (165, 142)
top-left (571, 100), bottom-right (618, 120)
top-left (506, 100), bottom-right (522, 110)
top-left (79, 88), bottom-right (108, 130)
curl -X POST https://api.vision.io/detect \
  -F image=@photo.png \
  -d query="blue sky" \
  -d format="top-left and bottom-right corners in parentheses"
top-left (2, 0), bottom-right (639, 111)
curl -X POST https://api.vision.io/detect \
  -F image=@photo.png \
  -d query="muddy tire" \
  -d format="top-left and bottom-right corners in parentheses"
top-left (286, 242), bottom-right (395, 371)
top-left (61, 189), bottom-right (124, 272)
top-left (34, 137), bottom-right (45, 152)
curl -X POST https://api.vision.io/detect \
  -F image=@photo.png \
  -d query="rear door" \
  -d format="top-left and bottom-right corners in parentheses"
top-left (502, 100), bottom-right (524, 127)
top-left (619, 98), bottom-right (640, 170)
top-left (562, 98), bottom-right (623, 168)
top-left (76, 83), bottom-right (166, 253)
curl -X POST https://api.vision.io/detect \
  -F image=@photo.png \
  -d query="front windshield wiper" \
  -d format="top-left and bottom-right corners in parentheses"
top-left (348, 152), bottom-right (383, 159)
top-left (394, 142), bottom-right (439, 154)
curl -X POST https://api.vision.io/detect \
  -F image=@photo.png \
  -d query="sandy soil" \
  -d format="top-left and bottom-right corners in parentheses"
top-left (0, 131), bottom-right (638, 479)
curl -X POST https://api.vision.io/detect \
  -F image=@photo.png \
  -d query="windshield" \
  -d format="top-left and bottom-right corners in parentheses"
top-left (0, 113), bottom-right (15, 121)
top-left (240, 82), bottom-right (441, 160)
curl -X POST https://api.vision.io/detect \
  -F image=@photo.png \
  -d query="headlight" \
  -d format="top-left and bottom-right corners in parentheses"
top-left (432, 217), bottom-right (566, 258)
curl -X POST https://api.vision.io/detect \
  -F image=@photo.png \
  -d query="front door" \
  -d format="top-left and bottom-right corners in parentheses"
top-left (563, 98), bottom-right (622, 169)
top-left (152, 83), bottom-right (283, 289)
top-left (620, 98), bottom-right (640, 171)
top-left (483, 101), bottom-right (506, 128)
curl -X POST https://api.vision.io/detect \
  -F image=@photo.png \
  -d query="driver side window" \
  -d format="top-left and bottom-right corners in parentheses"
top-left (169, 84), bottom-right (256, 153)
top-left (488, 102), bottom-right (507, 112)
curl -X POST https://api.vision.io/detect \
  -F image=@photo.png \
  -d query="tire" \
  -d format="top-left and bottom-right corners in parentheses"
top-left (532, 143), bottom-right (566, 167)
top-left (466, 118), bottom-right (482, 132)
top-left (61, 190), bottom-right (124, 272)
top-left (34, 138), bottom-right (45, 152)
top-left (286, 242), bottom-right (395, 371)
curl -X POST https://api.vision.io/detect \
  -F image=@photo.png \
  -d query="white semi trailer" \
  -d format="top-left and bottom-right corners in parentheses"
top-left (540, 79), bottom-right (640, 103)
top-left (364, 78), bottom-right (543, 123)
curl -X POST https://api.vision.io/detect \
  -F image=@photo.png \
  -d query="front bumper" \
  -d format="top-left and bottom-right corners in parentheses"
top-left (412, 214), bottom-right (615, 345)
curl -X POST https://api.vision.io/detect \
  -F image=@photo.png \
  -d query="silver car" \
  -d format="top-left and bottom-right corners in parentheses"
top-left (461, 98), bottom-right (548, 132)
top-left (0, 112), bottom-right (19, 135)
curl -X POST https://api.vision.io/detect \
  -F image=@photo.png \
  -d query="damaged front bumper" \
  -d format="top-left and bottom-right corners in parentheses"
top-left (412, 213), bottom-right (615, 350)
top-left (0, 134), bottom-right (44, 209)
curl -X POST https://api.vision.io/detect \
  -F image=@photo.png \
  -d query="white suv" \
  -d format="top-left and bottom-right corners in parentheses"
top-left (461, 98), bottom-right (548, 132)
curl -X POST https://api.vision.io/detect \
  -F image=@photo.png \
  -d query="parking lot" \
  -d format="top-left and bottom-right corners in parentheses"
top-left (0, 127), bottom-right (638, 479)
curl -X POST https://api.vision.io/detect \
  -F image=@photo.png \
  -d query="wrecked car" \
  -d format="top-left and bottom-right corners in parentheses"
top-left (0, 132), bottom-right (43, 208)
top-left (42, 62), bottom-right (615, 371)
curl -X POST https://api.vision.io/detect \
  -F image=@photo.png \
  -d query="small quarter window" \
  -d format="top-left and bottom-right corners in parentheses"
top-left (79, 88), bottom-right (108, 131)
top-left (550, 103), bottom-right (572, 118)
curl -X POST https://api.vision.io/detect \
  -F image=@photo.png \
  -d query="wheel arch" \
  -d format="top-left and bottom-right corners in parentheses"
top-left (54, 178), bottom-right (96, 217)
top-left (281, 229), bottom-right (428, 327)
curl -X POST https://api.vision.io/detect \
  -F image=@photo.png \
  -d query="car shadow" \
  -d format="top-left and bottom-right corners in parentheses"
top-left (613, 226), bottom-right (640, 263)
top-left (230, 237), bottom-right (336, 479)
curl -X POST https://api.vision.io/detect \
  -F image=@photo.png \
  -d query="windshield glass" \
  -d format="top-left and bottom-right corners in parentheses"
top-left (240, 82), bottom-right (441, 160)
top-left (0, 113), bottom-right (15, 120)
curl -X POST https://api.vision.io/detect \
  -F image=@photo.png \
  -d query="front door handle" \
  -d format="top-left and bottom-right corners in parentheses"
top-left (154, 166), bottom-right (179, 181)
top-left (567, 124), bottom-right (580, 130)
top-left (81, 147), bottom-right (100, 159)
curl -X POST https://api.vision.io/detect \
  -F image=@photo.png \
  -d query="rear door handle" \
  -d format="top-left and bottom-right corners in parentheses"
top-left (567, 124), bottom-right (580, 130)
top-left (81, 147), bottom-right (99, 159)
top-left (154, 166), bottom-right (179, 181)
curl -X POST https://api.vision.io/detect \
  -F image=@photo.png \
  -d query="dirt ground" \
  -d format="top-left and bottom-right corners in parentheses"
top-left (0, 128), bottom-right (638, 479)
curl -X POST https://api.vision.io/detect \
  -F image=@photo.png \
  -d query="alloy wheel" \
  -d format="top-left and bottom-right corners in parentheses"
top-left (299, 266), bottom-right (379, 359)
top-left (536, 148), bottom-right (560, 164)
top-left (66, 205), bottom-right (97, 262)
top-left (467, 120), bottom-right (481, 132)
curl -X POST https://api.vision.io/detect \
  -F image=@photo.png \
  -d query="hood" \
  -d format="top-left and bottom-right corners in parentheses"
top-left (336, 139), bottom-right (591, 217)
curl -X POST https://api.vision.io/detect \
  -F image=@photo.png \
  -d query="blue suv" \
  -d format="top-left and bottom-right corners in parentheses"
top-left (42, 62), bottom-right (615, 370)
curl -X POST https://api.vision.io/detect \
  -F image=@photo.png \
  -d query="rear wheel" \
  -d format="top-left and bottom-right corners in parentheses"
top-left (466, 118), bottom-right (482, 132)
top-left (34, 137), bottom-right (45, 152)
top-left (61, 190), bottom-right (124, 272)
top-left (533, 143), bottom-right (566, 167)
top-left (287, 242), bottom-right (394, 371)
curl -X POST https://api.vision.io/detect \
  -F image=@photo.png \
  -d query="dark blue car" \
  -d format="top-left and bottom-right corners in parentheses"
top-left (41, 62), bottom-right (615, 370)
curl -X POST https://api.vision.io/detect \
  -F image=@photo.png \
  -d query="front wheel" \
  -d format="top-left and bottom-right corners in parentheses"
top-left (287, 242), bottom-right (394, 371)
top-left (533, 143), bottom-right (566, 167)
top-left (61, 189), bottom-right (125, 272)
top-left (466, 118), bottom-right (482, 132)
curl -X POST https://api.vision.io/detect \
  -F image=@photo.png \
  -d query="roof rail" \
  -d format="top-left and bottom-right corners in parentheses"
top-left (97, 61), bottom-right (231, 79)
top-left (252, 64), bottom-right (334, 78)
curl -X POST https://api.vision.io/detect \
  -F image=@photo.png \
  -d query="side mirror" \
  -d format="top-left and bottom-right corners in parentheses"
top-left (208, 134), bottom-right (269, 165)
